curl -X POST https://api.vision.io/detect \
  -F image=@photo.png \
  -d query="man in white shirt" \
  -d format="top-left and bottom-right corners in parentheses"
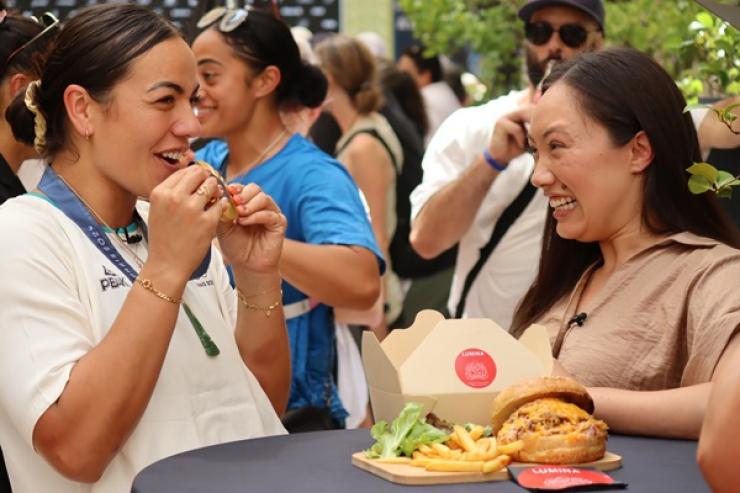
top-left (397, 44), bottom-right (462, 144)
top-left (410, 0), bottom-right (606, 330)
top-left (411, 0), bottom-right (740, 331)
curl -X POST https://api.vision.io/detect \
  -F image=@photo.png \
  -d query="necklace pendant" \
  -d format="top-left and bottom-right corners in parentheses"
top-left (183, 303), bottom-right (221, 357)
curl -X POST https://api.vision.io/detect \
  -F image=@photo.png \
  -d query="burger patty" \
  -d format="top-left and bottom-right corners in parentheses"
top-left (498, 398), bottom-right (608, 442)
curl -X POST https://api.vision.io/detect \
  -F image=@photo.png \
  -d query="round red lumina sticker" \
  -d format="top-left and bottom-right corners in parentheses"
top-left (454, 348), bottom-right (496, 388)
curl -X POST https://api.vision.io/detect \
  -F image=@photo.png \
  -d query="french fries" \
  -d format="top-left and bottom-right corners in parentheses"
top-left (380, 423), bottom-right (511, 474)
top-left (483, 455), bottom-right (511, 474)
top-left (496, 440), bottom-right (524, 456)
top-left (426, 459), bottom-right (485, 472)
top-left (453, 425), bottom-right (478, 453)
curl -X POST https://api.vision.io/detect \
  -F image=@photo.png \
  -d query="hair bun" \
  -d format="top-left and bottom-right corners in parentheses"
top-left (292, 63), bottom-right (327, 108)
top-left (6, 85), bottom-right (38, 150)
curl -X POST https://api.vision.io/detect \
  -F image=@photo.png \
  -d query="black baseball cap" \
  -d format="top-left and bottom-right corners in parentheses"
top-left (518, 0), bottom-right (606, 30)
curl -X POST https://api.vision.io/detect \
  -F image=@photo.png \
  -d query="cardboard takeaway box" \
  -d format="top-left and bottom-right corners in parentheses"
top-left (362, 310), bottom-right (554, 425)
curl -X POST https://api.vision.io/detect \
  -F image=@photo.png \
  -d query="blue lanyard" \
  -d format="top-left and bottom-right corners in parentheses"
top-left (38, 166), bottom-right (211, 282)
top-left (37, 166), bottom-right (220, 357)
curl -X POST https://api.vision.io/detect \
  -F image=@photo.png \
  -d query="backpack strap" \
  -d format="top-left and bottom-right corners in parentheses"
top-left (336, 128), bottom-right (399, 173)
top-left (454, 179), bottom-right (538, 318)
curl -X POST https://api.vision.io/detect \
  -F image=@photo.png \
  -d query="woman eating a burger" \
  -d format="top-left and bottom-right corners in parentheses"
top-left (0, 5), bottom-right (288, 492)
top-left (498, 47), bottom-right (740, 439)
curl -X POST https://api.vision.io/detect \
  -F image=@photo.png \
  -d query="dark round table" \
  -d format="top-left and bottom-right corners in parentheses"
top-left (132, 429), bottom-right (710, 493)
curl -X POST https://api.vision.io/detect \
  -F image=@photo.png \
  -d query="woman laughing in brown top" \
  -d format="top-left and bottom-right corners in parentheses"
top-left (498, 47), bottom-right (740, 439)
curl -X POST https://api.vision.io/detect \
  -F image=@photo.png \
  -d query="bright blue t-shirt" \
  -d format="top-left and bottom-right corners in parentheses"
top-left (196, 134), bottom-right (384, 426)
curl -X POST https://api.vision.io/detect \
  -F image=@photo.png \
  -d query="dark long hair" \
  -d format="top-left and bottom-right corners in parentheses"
top-left (380, 63), bottom-right (429, 139)
top-left (401, 44), bottom-right (443, 83)
top-left (6, 4), bottom-right (179, 157)
top-left (0, 11), bottom-right (52, 82)
top-left (205, 8), bottom-right (327, 109)
top-left (510, 47), bottom-right (740, 337)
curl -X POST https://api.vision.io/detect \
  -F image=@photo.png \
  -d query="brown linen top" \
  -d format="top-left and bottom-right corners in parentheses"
top-left (537, 232), bottom-right (740, 390)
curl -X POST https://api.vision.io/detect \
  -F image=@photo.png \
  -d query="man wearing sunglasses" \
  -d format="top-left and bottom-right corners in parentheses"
top-left (409, 0), bottom-right (605, 329)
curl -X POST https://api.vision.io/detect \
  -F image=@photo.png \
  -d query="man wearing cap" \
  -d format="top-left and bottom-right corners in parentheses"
top-left (410, 0), bottom-right (605, 329)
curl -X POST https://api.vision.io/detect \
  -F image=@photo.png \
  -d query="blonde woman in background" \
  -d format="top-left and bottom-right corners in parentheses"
top-left (316, 34), bottom-right (405, 339)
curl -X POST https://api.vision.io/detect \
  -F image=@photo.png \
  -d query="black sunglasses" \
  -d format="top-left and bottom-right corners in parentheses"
top-left (525, 21), bottom-right (598, 49)
top-left (5, 12), bottom-right (60, 65)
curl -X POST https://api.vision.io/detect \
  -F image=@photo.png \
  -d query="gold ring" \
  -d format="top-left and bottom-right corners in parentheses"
top-left (196, 184), bottom-right (209, 196)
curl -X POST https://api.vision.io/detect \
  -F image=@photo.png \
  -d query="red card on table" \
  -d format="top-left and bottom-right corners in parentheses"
top-left (509, 465), bottom-right (627, 491)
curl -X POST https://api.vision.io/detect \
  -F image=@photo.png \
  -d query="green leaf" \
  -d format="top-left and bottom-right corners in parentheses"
top-left (717, 170), bottom-right (736, 188)
top-left (365, 402), bottom-right (428, 458)
top-left (686, 162), bottom-right (719, 181)
top-left (688, 174), bottom-right (714, 194)
top-left (696, 12), bottom-right (714, 29)
top-left (399, 421), bottom-right (448, 457)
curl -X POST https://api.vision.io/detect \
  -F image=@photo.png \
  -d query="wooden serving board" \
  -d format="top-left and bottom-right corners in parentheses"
top-left (351, 451), bottom-right (622, 486)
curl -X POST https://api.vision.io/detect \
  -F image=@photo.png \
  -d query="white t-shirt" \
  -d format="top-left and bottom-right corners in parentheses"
top-left (0, 195), bottom-right (286, 493)
top-left (410, 89), bottom-right (548, 330)
top-left (422, 81), bottom-right (462, 145)
top-left (16, 159), bottom-right (47, 191)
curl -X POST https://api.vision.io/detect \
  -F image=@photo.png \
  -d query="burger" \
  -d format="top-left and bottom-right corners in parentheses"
top-left (492, 376), bottom-right (608, 464)
top-left (193, 160), bottom-right (239, 221)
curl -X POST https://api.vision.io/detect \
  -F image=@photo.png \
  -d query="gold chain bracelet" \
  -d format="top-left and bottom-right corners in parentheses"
top-left (136, 278), bottom-right (182, 304)
top-left (237, 288), bottom-right (282, 317)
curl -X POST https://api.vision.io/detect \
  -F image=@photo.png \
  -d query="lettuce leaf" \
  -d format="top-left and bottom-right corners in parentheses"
top-left (399, 421), bottom-right (448, 457)
top-left (365, 402), bottom-right (448, 458)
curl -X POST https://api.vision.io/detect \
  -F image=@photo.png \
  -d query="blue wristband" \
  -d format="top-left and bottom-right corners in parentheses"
top-left (482, 148), bottom-right (507, 172)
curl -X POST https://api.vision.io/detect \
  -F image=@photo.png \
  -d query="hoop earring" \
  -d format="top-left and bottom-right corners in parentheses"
top-left (84, 129), bottom-right (91, 140)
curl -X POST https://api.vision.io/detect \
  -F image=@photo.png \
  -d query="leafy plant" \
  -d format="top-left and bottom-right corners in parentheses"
top-left (398, 0), bottom-right (738, 104)
top-left (685, 102), bottom-right (740, 198)
top-left (676, 11), bottom-right (740, 104)
top-left (398, 0), bottom-right (524, 99)
top-left (686, 162), bottom-right (740, 198)
top-left (605, 0), bottom-right (703, 78)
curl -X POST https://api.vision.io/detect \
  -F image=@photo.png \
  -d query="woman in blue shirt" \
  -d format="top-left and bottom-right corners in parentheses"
top-left (193, 6), bottom-right (383, 429)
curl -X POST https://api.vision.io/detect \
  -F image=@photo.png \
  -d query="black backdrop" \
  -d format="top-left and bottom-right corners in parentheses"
top-left (5, 0), bottom-right (340, 40)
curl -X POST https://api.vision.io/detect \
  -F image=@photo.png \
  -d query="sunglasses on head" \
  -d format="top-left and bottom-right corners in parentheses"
top-left (5, 12), bottom-right (60, 65)
top-left (197, 0), bottom-right (282, 33)
top-left (525, 21), bottom-right (598, 49)
top-left (197, 5), bottom-right (250, 33)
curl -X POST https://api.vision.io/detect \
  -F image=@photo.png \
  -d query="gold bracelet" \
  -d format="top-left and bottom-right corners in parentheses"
top-left (238, 285), bottom-right (282, 299)
top-left (136, 278), bottom-right (182, 304)
top-left (237, 288), bottom-right (282, 317)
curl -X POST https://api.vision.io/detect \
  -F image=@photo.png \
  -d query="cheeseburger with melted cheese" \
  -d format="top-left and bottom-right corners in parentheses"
top-left (492, 377), bottom-right (608, 464)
